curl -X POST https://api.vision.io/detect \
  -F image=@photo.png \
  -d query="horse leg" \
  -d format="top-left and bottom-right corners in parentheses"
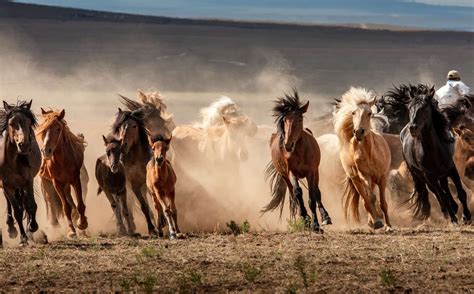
top-left (309, 172), bottom-right (332, 226)
top-left (440, 177), bottom-right (459, 216)
top-left (105, 191), bottom-right (126, 236)
top-left (5, 195), bottom-right (18, 239)
top-left (306, 174), bottom-right (322, 232)
top-left (24, 181), bottom-right (38, 233)
top-left (169, 188), bottom-right (180, 234)
top-left (351, 177), bottom-right (381, 229)
top-left (132, 185), bottom-right (157, 236)
top-left (149, 189), bottom-right (163, 237)
top-left (426, 178), bottom-right (458, 225)
top-left (448, 167), bottom-right (472, 223)
top-left (117, 190), bottom-right (137, 236)
top-left (378, 178), bottom-right (392, 230)
top-left (157, 191), bottom-right (177, 240)
top-left (72, 179), bottom-right (88, 230)
top-left (53, 181), bottom-right (76, 237)
top-left (5, 187), bottom-right (28, 244)
top-left (289, 173), bottom-right (309, 222)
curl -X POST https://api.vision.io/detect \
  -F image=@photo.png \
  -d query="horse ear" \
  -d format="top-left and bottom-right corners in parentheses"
top-left (58, 109), bottom-right (65, 120)
top-left (102, 135), bottom-right (109, 145)
top-left (3, 101), bottom-right (10, 111)
top-left (41, 107), bottom-right (47, 115)
top-left (27, 99), bottom-right (33, 109)
top-left (369, 96), bottom-right (377, 106)
top-left (118, 107), bottom-right (123, 113)
top-left (300, 101), bottom-right (309, 113)
top-left (138, 90), bottom-right (147, 102)
top-left (430, 85), bottom-right (436, 96)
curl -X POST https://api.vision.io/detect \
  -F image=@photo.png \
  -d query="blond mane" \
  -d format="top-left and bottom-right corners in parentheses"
top-left (333, 87), bottom-right (376, 144)
top-left (195, 96), bottom-right (242, 129)
top-left (138, 90), bottom-right (175, 123)
top-left (36, 110), bottom-right (86, 151)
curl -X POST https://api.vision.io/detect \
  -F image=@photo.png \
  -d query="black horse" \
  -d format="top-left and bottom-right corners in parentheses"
top-left (400, 85), bottom-right (471, 224)
top-left (0, 100), bottom-right (42, 245)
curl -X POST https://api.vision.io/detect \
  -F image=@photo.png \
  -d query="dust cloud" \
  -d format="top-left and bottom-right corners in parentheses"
top-left (0, 26), bottom-right (459, 245)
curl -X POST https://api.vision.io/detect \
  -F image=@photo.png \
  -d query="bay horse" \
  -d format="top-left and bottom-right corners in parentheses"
top-left (146, 135), bottom-right (179, 239)
top-left (96, 134), bottom-right (135, 236)
top-left (0, 100), bottom-right (42, 245)
top-left (36, 108), bottom-right (88, 237)
top-left (334, 87), bottom-right (392, 230)
top-left (112, 108), bottom-right (157, 235)
top-left (401, 85), bottom-right (471, 224)
top-left (262, 89), bottom-right (332, 232)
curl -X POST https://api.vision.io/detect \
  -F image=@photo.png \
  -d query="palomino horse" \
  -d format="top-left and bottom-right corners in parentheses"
top-left (453, 126), bottom-right (474, 188)
top-left (112, 108), bottom-right (157, 235)
top-left (96, 134), bottom-right (135, 236)
top-left (334, 87), bottom-right (391, 230)
top-left (36, 109), bottom-right (88, 237)
top-left (401, 85), bottom-right (471, 224)
top-left (0, 100), bottom-right (42, 245)
top-left (171, 96), bottom-right (257, 172)
top-left (262, 90), bottom-right (332, 232)
top-left (146, 135), bottom-right (179, 239)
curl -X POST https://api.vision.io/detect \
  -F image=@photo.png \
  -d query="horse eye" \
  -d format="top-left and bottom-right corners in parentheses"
top-left (368, 112), bottom-right (372, 116)
top-left (133, 125), bottom-right (137, 128)
top-left (351, 111), bottom-right (355, 115)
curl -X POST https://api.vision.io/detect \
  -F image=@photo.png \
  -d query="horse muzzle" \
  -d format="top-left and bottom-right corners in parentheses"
top-left (285, 142), bottom-right (295, 153)
top-left (17, 142), bottom-right (31, 155)
top-left (354, 128), bottom-right (365, 141)
top-left (155, 157), bottom-right (164, 166)
top-left (110, 164), bottom-right (120, 174)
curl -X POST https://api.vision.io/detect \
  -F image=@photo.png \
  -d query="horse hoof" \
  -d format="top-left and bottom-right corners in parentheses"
top-left (312, 226), bottom-right (324, 234)
top-left (462, 215), bottom-right (472, 225)
top-left (373, 220), bottom-right (384, 230)
top-left (130, 233), bottom-right (141, 238)
top-left (169, 233), bottom-right (177, 240)
top-left (77, 218), bottom-right (88, 230)
top-left (322, 218), bottom-right (332, 226)
top-left (33, 230), bottom-right (48, 245)
top-left (20, 237), bottom-right (28, 246)
top-left (8, 227), bottom-right (18, 239)
top-left (385, 226), bottom-right (393, 233)
top-left (29, 220), bottom-right (39, 233)
top-left (158, 231), bottom-right (164, 238)
top-left (67, 231), bottom-right (77, 239)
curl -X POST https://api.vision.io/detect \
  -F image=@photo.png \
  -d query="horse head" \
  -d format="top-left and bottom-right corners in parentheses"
top-left (407, 85), bottom-right (436, 137)
top-left (38, 108), bottom-right (66, 159)
top-left (2, 100), bottom-right (35, 155)
top-left (102, 134), bottom-right (123, 174)
top-left (149, 135), bottom-right (171, 166)
top-left (273, 89), bottom-right (309, 153)
top-left (113, 108), bottom-right (148, 155)
top-left (352, 97), bottom-right (376, 141)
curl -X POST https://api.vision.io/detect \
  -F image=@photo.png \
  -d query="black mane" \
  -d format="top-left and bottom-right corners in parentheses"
top-left (112, 109), bottom-right (150, 151)
top-left (0, 100), bottom-right (37, 133)
top-left (273, 89), bottom-right (305, 140)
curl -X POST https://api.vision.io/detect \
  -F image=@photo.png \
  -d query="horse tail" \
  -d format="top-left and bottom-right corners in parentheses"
top-left (409, 186), bottom-right (431, 220)
top-left (261, 161), bottom-right (297, 218)
top-left (342, 177), bottom-right (360, 222)
top-left (41, 178), bottom-right (64, 220)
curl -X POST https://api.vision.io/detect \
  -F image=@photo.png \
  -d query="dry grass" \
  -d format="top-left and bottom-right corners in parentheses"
top-left (1, 226), bottom-right (473, 292)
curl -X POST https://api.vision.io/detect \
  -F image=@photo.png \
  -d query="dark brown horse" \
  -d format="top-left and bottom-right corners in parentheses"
top-left (36, 109), bottom-right (88, 238)
top-left (146, 135), bottom-right (179, 239)
top-left (262, 90), bottom-right (332, 232)
top-left (0, 100), bottom-right (42, 245)
top-left (96, 134), bottom-right (135, 236)
top-left (112, 108), bottom-right (157, 235)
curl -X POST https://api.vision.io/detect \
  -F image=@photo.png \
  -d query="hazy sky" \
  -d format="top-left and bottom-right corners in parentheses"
top-left (14, 0), bottom-right (474, 31)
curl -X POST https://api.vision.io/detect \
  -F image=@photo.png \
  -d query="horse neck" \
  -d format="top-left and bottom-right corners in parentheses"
top-left (124, 139), bottom-right (150, 164)
top-left (4, 134), bottom-right (18, 162)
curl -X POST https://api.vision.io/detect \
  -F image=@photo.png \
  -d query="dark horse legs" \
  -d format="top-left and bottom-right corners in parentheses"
top-left (4, 187), bottom-right (28, 244)
top-left (131, 185), bottom-right (157, 236)
top-left (288, 175), bottom-right (308, 220)
top-left (308, 173), bottom-right (332, 227)
top-left (446, 167), bottom-right (472, 223)
top-left (5, 196), bottom-right (17, 238)
top-left (426, 177), bottom-right (458, 225)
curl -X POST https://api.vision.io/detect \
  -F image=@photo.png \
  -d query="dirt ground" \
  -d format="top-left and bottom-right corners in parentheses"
top-left (1, 225), bottom-right (473, 293)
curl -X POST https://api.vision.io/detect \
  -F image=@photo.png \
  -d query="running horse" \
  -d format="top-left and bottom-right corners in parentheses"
top-left (0, 100), bottom-right (42, 245)
top-left (262, 89), bottom-right (332, 232)
top-left (36, 109), bottom-right (88, 238)
top-left (401, 84), bottom-right (471, 224)
top-left (334, 87), bottom-right (392, 230)
top-left (111, 108), bottom-right (159, 235)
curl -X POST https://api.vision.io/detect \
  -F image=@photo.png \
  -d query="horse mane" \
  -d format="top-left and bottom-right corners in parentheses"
top-left (407, 84), bottom-right (449, 136)
top-left (0, 100), bottom-right (37, 133)
top-left (149, 133), bottom-right (171, 144)
top-left (333, 87), bottom-right (375, 143)
top-left (112, 109), bottom-right (150, 151)
top-left (196, 96), bottom-right (240, 129)
top-left (36, 109), bottom-right (86, 150)
top-left (441, 104), bottom-right (466, 128)
top-left (273, 89), bottom-right (306, 143)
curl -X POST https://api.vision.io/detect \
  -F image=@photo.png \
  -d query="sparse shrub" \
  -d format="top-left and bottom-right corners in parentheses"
top-left (34, 248), bottom-right (46, 260)
top-left (119, 278), bottom-right (131, 291)
top-left (140, 274), bottom-right (158, 293)
top-left (287, 218), bottom-right (307, 233)
top-left (379, 269), bottom-right (396, 287)
top-left (177, 270), bottom-right (204, 293)
top-left (294, 255), bottom-right (308, 288)
top-left (226, 220), bottom-right (251, 235)
top-left (241, 263), bottom-right (261, 283)
top-left (141, 246), bottom-right (162, 259)
top-left (285, 283), bottom-right (298, 294)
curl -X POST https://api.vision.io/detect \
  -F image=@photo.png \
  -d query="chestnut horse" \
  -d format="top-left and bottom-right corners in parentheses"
top-left (96, 134), bottom-right (135, 236)
top-left (334, 87), bottom-right (392, 230)
top-left (146, 135), bottom-right (179, 239)
top-left (36, 109), bottom-right (88, 237)
top-left (262, 90), bottom-right (332, 232)
top-left (0, 100), bottom-right (42, 245)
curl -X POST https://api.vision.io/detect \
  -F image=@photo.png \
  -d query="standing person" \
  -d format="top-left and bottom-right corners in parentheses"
top-left (435, 70), bottom-right (472, 107)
